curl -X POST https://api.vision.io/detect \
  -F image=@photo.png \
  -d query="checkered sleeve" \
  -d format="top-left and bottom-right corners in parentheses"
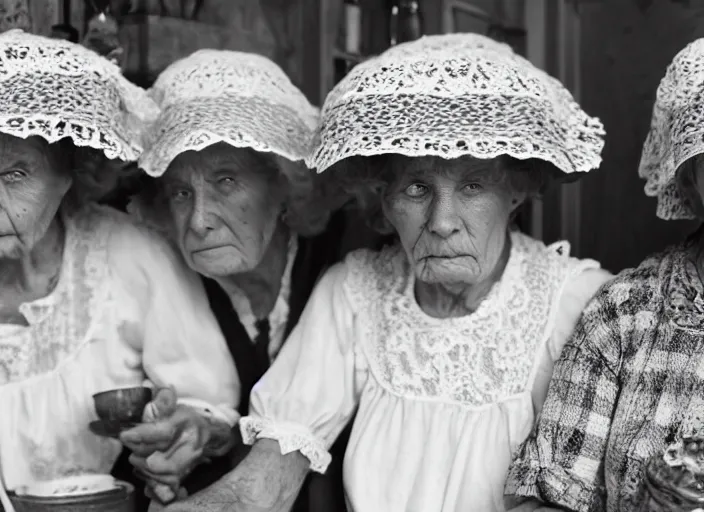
top-left (505, 279), bottom-right (631, 512)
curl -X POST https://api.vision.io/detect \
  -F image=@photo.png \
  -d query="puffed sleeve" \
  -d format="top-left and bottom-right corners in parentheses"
top-left (239, 261), bottom-right (360, 474)
top-left (531, 265), bottom-right (613, 412)
top-left (505, 274), bottom-right (639, 512)
top-left (107, 214), bottom-right (240, 425)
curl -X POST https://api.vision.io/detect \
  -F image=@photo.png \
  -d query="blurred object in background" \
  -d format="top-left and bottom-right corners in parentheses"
top-left (442, 1), bottom-right (492, 35)
top-left (82, 2), bottom-right (126, 68)
top-left (389, 0), bottom-right (423, 46)
top-left (342, 0), bottom-right (361, 54)
top-left (50, 0), bottom-right (78, 41)
top-left (0, 0), bottom-right (31, 33)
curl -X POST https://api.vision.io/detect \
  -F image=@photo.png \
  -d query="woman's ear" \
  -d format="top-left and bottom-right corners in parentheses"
top-left (509, 191), bottom-right (527, 213)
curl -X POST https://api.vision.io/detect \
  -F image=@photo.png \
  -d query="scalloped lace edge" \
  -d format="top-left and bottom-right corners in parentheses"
top-left (239, 417), bottom-right (332, 474)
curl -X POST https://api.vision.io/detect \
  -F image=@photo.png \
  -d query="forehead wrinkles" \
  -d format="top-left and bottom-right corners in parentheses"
top-left (166, 144), bottom-right (258, 183)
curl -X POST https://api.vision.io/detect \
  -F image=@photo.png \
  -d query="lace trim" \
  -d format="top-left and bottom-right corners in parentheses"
top-left (342, 232), bottom-right (580, 408)
top-left (140, 50), bottom-right (318, 177)
top-left (0, 30), bottom-right (158, 162)
top-left (639, 39), bottom-right (704, 220)
top-left (239, 416), bottom-right (332, 474)
top-left (307, 34), bottom-right (604, 175)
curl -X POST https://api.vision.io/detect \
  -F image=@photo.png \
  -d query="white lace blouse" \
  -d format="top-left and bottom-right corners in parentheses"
top-left (0, 204), bottom-right (239, 506)
top-left (240, 231), bottom-right (613, 512)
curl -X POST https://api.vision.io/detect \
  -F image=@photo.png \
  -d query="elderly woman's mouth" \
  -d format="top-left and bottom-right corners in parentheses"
top-left (190, 246), bottom-right (236, 259)
top-left (420, 254), bottom-right (473, 261)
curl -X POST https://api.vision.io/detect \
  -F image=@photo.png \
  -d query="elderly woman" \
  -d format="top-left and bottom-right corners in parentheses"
top-left (121, 50), bottom-right (346, 510)
top-left (504, 39), bottom-right (704, 512)
top-left (0, 30), bottom-right (239, 511)
top-left (153, 34), bottom-right (612, 512)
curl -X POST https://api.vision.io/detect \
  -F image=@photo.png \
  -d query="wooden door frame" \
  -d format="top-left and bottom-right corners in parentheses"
top-left (524, 0), bottom-right (583, 251)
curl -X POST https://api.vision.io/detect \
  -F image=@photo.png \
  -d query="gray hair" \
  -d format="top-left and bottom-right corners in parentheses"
top-left (319, 153), bottom-right (556, 235)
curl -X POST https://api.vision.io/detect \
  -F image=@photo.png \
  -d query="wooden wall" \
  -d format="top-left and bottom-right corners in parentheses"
top-left (575, 0), bottom-right (703, 272)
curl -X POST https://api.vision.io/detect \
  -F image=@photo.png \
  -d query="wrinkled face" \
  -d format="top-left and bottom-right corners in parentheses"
top-left (382, 155), bottom-right (525, 287)
top-left (162, 143), bottom-right (286, 277)
top-left (0, 134), bottom-right (71, 259)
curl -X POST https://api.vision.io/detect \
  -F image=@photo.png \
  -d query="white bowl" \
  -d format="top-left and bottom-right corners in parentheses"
top-left (15, 474), bottom-right (117, 497)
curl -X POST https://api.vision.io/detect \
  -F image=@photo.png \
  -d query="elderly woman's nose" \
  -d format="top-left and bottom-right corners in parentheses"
top-left (427, 193), bottom-right (462, 238)
top-left (188, 194), bottom-right (217, 234)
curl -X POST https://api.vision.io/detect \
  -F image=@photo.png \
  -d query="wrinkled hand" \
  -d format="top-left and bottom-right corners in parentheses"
top-left (119, 387), bottom-right (229, 503)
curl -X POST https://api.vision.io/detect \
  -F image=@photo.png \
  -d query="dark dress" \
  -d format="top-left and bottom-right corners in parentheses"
top-left (112, 212), bottom-right (351, 512)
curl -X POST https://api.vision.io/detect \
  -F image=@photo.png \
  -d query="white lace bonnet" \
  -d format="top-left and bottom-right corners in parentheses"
top-left (306, 33), bottom-right (605, 176)
top-left (138, 49), bottom-right (320, 177)
top-left (0, 29), bottom-right (158, 162)
top-left (639, 38), bottom-right (704, 220)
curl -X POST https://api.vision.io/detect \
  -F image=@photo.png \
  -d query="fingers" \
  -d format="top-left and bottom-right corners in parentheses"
top-left (120, 422), bottom-right (178, 455)
top-left (144, 386), bottom-right (178, 422)
top-left (151, 482), bottom-right (177, 504)
top-left (132, 464), bottom-right (182, 488)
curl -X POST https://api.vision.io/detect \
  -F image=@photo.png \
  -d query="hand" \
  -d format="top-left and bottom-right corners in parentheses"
top-left (119, 387), bottom-right (235, 503)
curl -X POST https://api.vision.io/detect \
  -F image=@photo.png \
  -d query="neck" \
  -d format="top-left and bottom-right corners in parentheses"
top-left (216, 221), bottom-right (292, 319)
top-left (0, 215), bottom-right (65, 294)
top-left (415, 232), bottom-right (512, 318)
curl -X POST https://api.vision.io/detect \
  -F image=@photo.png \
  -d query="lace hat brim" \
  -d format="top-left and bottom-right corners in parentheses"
top-left (306, 34), bottom-right (605, 175)
top-left (0, 30), bottom-right (158, 162)
top-left (307, 92), bottom-right (605, 176)
top-left (639, 38), bottom-right (704, 221)
top-left (138, 49), bottom-right (319, 177)
top-left (138, 96), bottom-right (317, 177)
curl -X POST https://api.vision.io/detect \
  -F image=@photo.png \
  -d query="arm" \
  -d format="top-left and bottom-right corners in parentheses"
top-left (108, 219), bottom-right (240, 494)
top-left (531, 266), bottom-right (613, 413)
top-left (108, 218), bottom-right (240, 420)
top-left (173, 439), bottom-right (309, 512)
top-left (504, 278), bottom-right (629, 512)
top-left (165, 261), bottom-right (361, 511)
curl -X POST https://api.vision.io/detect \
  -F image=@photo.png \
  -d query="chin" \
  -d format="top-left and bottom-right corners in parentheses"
top-left (192, 261), bottom-right (246, 278)
top-left (415, 259), bottom-right (479, 286)
top-left (0, 241), bottom-right (24, 259)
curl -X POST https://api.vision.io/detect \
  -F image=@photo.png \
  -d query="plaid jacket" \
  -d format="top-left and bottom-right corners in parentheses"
top-left (505, 242), bottom-right (704, 512)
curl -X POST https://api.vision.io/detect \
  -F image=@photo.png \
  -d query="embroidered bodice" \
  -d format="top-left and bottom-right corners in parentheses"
top-left (239, 231), bottom-right (611, 512)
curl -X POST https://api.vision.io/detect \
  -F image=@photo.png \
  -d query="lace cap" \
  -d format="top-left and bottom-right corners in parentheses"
top-left (305, 33), bottom-right (605, 174)
top-left (0, 29), bottom-right (158, 162)
top-left (138, 49), bottom-right (320, 177)
top-left (639, 38), bottom-right (704, 220)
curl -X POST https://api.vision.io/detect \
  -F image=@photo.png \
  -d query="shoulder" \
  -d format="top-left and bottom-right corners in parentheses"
top-left (70, 203), bottom-right (171, 253)
top-left (72, 204), bottom-right (191, 289)
top-left (325, 244), bottom-right (407, 306)
top-left (93, 205), bottom-right (181, 267)
top-left (571, 249), bottom-right (673, 347)
top-left (592, 248), bottom-right (670, 314)
top-left (342, 243), bottom-right (406, 282)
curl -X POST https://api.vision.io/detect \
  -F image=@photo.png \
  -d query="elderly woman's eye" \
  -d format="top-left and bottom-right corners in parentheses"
top-left (169, 189), bottom-right (192, 202)
top-left (218, 176), bottom-right (237, 187)
top-left (404, 183), bottom-right (428, 197)
top-left (463, 183), bottom-right (483, 192)
top-left (0, 169), bottom-right (27, 183)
